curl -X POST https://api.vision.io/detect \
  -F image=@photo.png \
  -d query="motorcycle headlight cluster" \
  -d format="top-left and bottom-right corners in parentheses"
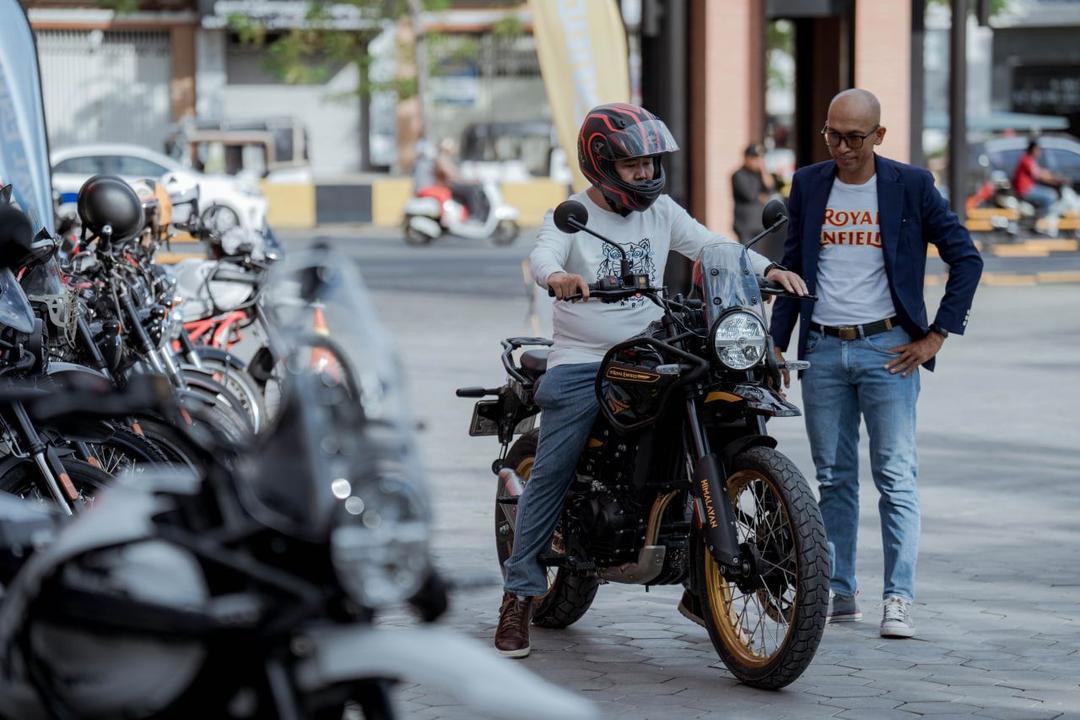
top-left (712, 310), bottom-right (767, 370)
top-left (330, 446), bottom-right (432, 609)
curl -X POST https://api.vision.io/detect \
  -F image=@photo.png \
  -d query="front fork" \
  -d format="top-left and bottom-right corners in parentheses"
top-left (685, 398), bottom-right (750, 577)
top-left (10, 403), bottom-right (78, 515)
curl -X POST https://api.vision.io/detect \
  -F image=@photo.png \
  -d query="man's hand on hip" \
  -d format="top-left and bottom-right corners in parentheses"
top-left (885, 332), bottom-right (945, 377)
top-left (547, 271), bottom-right (590, 301)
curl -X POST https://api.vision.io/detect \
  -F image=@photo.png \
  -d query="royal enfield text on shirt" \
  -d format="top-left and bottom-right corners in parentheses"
top-left (811, 175), bottom-right (897, 327)
top-left (530, 191), bottom-right (770, 369)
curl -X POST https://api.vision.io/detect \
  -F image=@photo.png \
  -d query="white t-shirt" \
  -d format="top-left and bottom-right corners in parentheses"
top-left (531, 191), bottom-right (771, 369)
top-left (811, 175), bottom-right (897, 326)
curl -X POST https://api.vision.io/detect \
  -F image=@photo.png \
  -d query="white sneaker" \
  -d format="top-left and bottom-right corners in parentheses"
top-left (880, 595), bottom-right (915, 638)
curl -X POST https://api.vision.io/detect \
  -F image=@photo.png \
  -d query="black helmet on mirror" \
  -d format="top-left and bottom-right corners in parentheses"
top-left (577, 103), bottom-right (679, 216)
top-left (77, 175), bottom-right (145, 241)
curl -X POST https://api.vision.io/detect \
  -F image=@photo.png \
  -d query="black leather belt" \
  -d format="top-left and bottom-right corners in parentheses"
top-left (811, 317), bottom-right (896, 341)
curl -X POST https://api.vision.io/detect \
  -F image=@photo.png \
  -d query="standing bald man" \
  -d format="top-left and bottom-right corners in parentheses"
top-left (771, 89), bottom-right (983, 638)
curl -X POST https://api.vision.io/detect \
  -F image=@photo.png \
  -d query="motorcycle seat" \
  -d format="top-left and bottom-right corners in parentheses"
top-left (520, 349), bottom-right (549, 379)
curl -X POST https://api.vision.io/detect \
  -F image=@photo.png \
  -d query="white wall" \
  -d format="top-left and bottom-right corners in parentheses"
top-left (36, 29), bottom-right (172, 152)
top-left (223, 47), bottom-right (363, 177)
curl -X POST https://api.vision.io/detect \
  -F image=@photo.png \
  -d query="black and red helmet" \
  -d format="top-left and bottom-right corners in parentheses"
top-left (577, 103), bottom-right (679, 215)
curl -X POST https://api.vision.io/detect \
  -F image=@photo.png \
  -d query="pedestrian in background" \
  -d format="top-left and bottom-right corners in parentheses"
top-left (771, 88), bottom-right (983, 639)
top-left (731, 143), bottom-right (781, 260)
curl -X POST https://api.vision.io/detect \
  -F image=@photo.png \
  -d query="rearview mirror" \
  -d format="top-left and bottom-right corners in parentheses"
top-left (553, 200), bottom-right (589, 234)
top-left (761, 198), bottom-right (787, 229)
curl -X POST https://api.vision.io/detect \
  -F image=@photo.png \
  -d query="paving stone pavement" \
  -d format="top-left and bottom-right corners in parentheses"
top-left (362, 279), bottom-right (1080, 720)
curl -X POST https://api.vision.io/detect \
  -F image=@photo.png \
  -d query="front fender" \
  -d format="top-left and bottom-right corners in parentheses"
top-left (44, 362), bottom-right (110, 381)
top-left (293, 625), bottom-right (594, 720)
top-left (731, 383), bottom-right (802, 417)
top-left (191, 346), bottom-right (247, 371)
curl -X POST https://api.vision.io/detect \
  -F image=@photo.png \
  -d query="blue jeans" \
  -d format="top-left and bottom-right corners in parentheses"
top-left (503, 362), bottom-right (601, 596)
top-left (801, 325), bottom-right (921, 602)
top-left (1022, 184), bottom-right (1059, 218)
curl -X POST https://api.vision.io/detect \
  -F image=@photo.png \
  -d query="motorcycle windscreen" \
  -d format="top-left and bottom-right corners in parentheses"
top-left (0, 267), bottom-right (37, 334)
top-left (241, 247), bottom-right (430, 542)
top-left (696, 242), bottom-right (767, 328)
top-left (0, 0), bottom-right (55, 236)
top-left (19, 258), bottom-right (65, 295)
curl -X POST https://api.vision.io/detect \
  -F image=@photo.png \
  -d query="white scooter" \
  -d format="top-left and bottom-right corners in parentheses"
top-left (403, 181), bottom-right (520, 246)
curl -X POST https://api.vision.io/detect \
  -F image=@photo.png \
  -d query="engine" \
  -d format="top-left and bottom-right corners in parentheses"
top-left (569, 486), bottom-right (643, 565)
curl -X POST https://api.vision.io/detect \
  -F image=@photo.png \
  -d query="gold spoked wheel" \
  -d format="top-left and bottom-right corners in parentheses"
top-left (704, 468), bottom-right (797, 666)
top-left (697, 447), bottom-right (829, 689)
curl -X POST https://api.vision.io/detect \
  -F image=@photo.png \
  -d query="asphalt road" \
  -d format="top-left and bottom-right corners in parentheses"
top-left (282, 229), bottom-right (1080, 720)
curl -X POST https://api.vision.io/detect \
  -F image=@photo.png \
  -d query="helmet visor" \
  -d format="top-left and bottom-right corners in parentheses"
top-left (603, 119), bottom-right (679, 160)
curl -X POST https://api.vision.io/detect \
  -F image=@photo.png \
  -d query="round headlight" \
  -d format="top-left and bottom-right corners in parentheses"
top-left (712, 311), bottom-right (767, 370)
top-left (330, 473), bottom-right (431, 609)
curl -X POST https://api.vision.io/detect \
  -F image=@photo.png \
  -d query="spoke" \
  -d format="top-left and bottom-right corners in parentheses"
top-left (748, 592), bottom-right (767, 654)
top-left (757, 555), bottom-right (797, 584)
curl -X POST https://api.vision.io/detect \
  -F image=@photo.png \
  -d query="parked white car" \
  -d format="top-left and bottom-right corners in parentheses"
top-left (51, 143), bottom-right (268, 234)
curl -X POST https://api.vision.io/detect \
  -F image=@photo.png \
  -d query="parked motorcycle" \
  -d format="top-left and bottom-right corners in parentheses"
top-left (0, 247), bottom-right (594, 720)
top-left (403, 181), bottom-right (520, 246)
top-left (458, 199), bottom-right (830, 689)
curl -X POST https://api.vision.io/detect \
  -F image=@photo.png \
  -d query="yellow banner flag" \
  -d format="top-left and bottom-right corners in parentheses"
top-left (529, 0), bottom-right (630, 192)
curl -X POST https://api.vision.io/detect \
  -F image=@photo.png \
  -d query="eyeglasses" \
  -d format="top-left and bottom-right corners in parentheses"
top-left (821, 125), bottom-right (879, 150)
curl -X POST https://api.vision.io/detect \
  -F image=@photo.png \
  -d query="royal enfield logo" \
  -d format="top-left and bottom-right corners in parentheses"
top-left (699, 478), bottom-right (719, 529)
top-left (605, 366), bottom-right (660, 383)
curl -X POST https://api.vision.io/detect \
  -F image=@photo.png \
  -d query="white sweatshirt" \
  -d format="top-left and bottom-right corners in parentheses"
top-left (530, 190), bottom-right (771, 369)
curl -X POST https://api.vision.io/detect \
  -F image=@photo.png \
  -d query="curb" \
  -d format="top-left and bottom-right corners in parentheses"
top-left (925, 270), bottom-right (1080, 286)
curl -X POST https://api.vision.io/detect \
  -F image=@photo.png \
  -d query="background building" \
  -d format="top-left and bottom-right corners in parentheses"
top-left (21, 0), bottom-right (1078, 230)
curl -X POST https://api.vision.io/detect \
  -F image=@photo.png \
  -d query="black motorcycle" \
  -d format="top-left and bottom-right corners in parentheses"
top-left (458, 199), bottom-right (829, 689)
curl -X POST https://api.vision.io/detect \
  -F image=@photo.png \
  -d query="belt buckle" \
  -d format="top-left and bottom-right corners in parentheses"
top-left (838, 326), bottom-right (858, 341)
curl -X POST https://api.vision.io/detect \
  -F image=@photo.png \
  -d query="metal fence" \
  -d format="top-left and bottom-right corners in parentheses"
top-left (35, 29), bottom-right (172, 152)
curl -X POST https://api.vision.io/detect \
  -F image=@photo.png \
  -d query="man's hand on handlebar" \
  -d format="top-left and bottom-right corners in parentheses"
top-left (547, 271), bottom-right (590, 301)
top-left (766, 267), bottom-right (809, 297)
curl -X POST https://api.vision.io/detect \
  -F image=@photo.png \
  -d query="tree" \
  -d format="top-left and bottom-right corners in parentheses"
top-left (927, 0), bottom-right (1011, 20)
top-left (229, 1), bottom-right (450, 130)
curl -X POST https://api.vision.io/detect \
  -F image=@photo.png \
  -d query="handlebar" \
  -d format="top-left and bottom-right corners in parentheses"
top-left (549, 280), bottom-right (815, 303)
top-left (758, 278), bottom-right (817, 301)
top-left (547, 282), bottom-right (660, 303)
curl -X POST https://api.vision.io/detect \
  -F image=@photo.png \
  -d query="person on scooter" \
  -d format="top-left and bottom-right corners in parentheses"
top-left (494, 102), bottom-right (808, 658)
top-left (435, 138), bottom-right (488, 221)
top-left (1013, 139), bottom-right (1065, 220)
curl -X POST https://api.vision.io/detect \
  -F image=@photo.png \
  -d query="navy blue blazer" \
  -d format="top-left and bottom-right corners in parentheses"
top-left (770, 154), bottom-right (983, 371)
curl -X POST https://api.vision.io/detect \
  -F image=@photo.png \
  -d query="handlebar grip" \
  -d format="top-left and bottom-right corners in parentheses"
top-left (548, 282), bottom-right (599, 299)
top-left (455, 387), bottom-right (499, 398)
top-left (759, 279), bottom-right (817, 301)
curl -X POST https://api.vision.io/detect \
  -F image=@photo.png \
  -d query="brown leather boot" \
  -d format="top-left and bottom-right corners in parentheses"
top-left (494, 591), bottom-right (534, 658)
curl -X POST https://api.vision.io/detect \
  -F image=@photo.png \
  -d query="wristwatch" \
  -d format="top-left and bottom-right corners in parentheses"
top-left (928, 323), bottom-right (949, 339)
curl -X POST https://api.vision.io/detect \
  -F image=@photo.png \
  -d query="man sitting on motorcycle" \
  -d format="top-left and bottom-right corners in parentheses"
top-left (495, 102), bottom-right (808, 658)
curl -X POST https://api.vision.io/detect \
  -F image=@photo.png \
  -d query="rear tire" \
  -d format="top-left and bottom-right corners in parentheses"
top-left (404, 221), bottom-right (435, 246)
top-left (496, 429), bottom-right (599, 629)
top-left (491, 220), bottom-right (519, 246)
top-left (693, 446), bottom-right (829, 689)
